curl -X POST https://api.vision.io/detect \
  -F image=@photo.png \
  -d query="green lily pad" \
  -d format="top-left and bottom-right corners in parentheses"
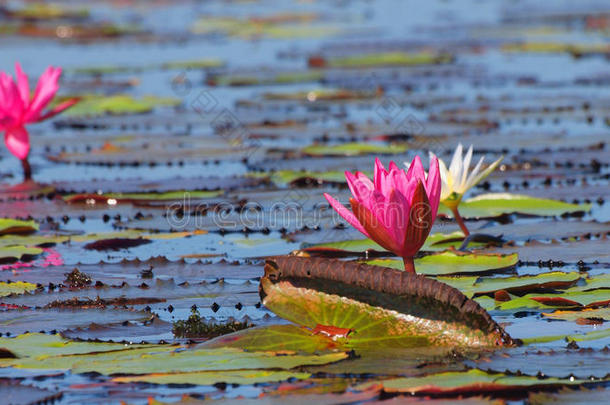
top-left (203, 324), bottom-right (466, 376)
top-left (0, 333), bottom-right (149, 360)
top-left (190, 16), bottom-right (344, 39)
top-left (569, 273), bottom-right (610, 292)
top-left (440, 193), bottom-right (591, 218)
top-left (469, 272), bottom-right (581, 298)
top-left (365, 251), bottom-right (519, 276)
top-left (112, 369), bottom-right (310, 385)
top-left (521, 327), bottom-right (610, 345)
top-left (324, 51), bottom-right (453, 68)
top-left (303, 232), bottom-right (481, 255)
top-left (474, 284), bottom-right (610, 312)
top-left (0, 219), bottom-right (38, 235)
top-left (528, 387), bottom-right (610, 404)
top-left (0, 282), bottom-right (38, 297)
top-left (72, 59), bottom-right (223, 75)
top-left (161, 59), bottom-right (224, 70)
top-left (202, 324), bottom-right (340, 354)
top-left (0, 246), bottom-right (43, 262)
top-left (0, 333), bottom-right (347, 376)
top-left (63, 190), bottom-right (223, 203)
top-left (210, 71), bottom-right (323, 86)
top-left (503, 42), bottom-right (609, 56)
top-left (0, 229), bottom-right (203, 250)
top-left (302, 142), bottom-right (406, 157)
top-left (260, 256), bottom-right (513, 348)
top-left (10, 3), bottom-right (89, 20)
top-left (438, 271), bottom-right (581, 299)
top-left (263, 88), bottom-right (374, 101)
top-left (542, 307), bottom-right (610, 322)
top-left (356, 369), bottom-right (595, 395)
top-left (64, 95), bottom-right (180, 116)
top-left (248, 170), bottom-right (347, 186)
top-left (71, 65), bottom-right (135, 75)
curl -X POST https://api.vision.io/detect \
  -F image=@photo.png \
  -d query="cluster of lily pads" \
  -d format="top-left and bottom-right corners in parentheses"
top-left (0, 63), bottom-right (589, 349)
top-left (1, 19), bottom-right (609, 400)
top-left (2, 63), bottom-right (500, 278)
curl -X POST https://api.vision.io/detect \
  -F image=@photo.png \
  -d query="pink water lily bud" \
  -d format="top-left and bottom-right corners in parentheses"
top-left (324, 156), bottom-right (441, 273)
top-left (1, 63), bottom-right (78, 179)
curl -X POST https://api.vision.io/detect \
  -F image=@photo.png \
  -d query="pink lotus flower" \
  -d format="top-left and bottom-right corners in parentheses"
top-left (324, 156), bottom-right (441, 273)
top-left (1, 63), bottom-right (78, 180)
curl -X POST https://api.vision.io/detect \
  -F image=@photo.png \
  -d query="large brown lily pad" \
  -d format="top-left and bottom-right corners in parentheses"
top-left (260, 256), bottom-right (514, 348)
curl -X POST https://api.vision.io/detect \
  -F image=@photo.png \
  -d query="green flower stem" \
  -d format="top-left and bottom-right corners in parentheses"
top-left (403, 256), bottom-right (416, 274)
top-left (450, 206), bottom-right (470, 236)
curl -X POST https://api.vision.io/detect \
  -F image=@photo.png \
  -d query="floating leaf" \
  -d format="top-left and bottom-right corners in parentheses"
top-left (112, 369), bottom-right (311, 385)
top-left (503, 42), bottom-right (610, 56)
top-left (249, 170), bottom-right (347, 187)
top-left (190, 15), bottom-right (345, 39)
top-left (63, 95), bottom-right (180, 116)
top-left (529, 387), bottom-right (610, 404)
top-left (0, 246), bottom-right (43, 262)
top-left (470, 272), bottom-right (581, 298)
top-left (365, 251), bottom-right (519, 276)
top-left (0, 333), bottom-right (147, 360)
top-left (0, 336), bottom-right (347, 376)
top-left (0, 229), bottom-right (205, 249)
top-left (64, 190), bottom-right (223, 204)
top-left (0, 281), bottom-right (38, 297)
top-left (438, 272), bottom-right (581, 299)
top-left (161, 59), bottom-right (224, 70)
top-left (543, 307), bottom-right (610, 322)
top-left (260, 256), bottom-right (513, 348)
top-left (264, 89), bottom-right (375, 102)
top-left (356, 369), bottom-right (596, 395)
top-left (493, 289), bottom-right (610, 311)
top-left (83, 237), bottom-right (152, 251)
top-left (438, 193), bottom-right (591, 218)
top-left (319, 51), bottom-right (453, 68)
top-left (209, 70), bottom-right (324, 86)
top-left (301, 142), bottom-right (406, 157)
top-left (0, 219), bottom-right (38, 235)
top-left (8, 3), bottom-right (89, 20)
top-left (521, 328), bottom-right (610, 345)
top-left (203, 324), bottom-right (340, 354)
top-left (302, 232), bottom-right (482, 255)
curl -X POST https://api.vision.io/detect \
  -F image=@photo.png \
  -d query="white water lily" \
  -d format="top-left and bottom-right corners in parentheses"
top-left (405, 144), bottom-right (503, 236)
top-left (436, 143), bottom-right (503, 207)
